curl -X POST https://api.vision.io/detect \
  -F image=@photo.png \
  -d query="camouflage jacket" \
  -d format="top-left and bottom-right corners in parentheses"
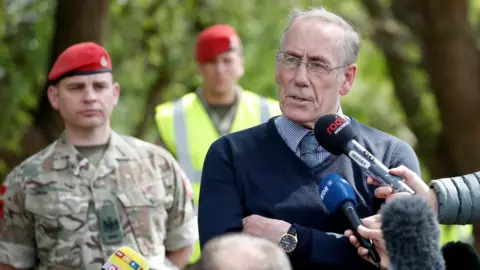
top-left (0, 131), bottom-right (197, 270)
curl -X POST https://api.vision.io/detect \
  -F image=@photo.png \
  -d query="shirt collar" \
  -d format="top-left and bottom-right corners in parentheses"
top-left (275, 115), bottom-right (311, 152)
top-left (274, 105), bottom-right (346, 153)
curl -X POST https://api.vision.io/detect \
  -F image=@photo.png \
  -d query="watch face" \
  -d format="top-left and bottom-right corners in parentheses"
top-left (279, 234), bottom-right (297, 253)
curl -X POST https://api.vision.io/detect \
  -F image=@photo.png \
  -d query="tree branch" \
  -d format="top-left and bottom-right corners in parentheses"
top-left (133, 0), bottom-right (210, 139)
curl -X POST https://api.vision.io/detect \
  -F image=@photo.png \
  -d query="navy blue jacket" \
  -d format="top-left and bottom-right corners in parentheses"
top-left (198, 117), bottom-right (420, 270)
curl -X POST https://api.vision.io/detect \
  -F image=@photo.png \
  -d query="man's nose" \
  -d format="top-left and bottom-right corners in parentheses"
top-left (83, 87), bottom-right (98, 102)
top-left (294, 63), bottom-right (309, 87)
top-left (215, 62), bottom-right (226, 74)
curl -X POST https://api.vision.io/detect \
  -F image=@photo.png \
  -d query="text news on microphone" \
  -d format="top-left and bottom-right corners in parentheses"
top-left (379, 166), bottom-right (480, 225)
top-left (198, 113), bottom-right (421, 269)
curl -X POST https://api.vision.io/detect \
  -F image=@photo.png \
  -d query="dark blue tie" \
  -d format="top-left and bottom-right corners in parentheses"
top-left (299, 133), bottom-right (320, 167)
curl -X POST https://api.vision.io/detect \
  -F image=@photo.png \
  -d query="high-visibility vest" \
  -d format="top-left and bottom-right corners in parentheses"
top-left (154, 90), bottom-right (281, 263)
top-left (440, 224), bottom-right (474, 245)
top-left (155, 91), bottom-right (281, 186)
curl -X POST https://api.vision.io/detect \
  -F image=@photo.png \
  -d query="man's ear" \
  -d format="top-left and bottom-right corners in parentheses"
top-left (238, 55), bottom-right (245, 77)
top-left (275, 63), bottom-right (281, 85)
top-left (339, 64), bottom-right (357, 96)
top-left (47, 85), bottom-right (59, 110)
top-left (112, 82), bottom-right (121, 106)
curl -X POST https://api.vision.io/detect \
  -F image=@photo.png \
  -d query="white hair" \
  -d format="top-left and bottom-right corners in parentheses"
top-left (198, 233), bottom-right (292, 270)
top-left (279, 7), bottom-right (361, 66)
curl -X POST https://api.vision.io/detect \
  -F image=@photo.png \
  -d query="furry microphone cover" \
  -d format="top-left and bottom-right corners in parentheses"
top-left (380, 196), bottom-right (445, 270)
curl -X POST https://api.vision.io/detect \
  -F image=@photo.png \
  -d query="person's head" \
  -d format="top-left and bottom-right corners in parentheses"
top-left (196, 24), bottom-right (244, 97)
top-left (47, 42), bottom-right (120, 132)
top-left (275, 7), bottom-right (361, 128)
top-left (197, 233), bottom-right (292, 270)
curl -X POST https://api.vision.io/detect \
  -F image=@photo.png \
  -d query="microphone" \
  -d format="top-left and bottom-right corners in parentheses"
top-left (319, 173), bottom-right (380, 265)
top-left (102, 246), bottom-right (149, 270)
top-left (441, 241), bottom-right (480, 270)
top-left (313, 114), bottom-right (415, 194)
top-left (380, 196), bottom-right (445, 270)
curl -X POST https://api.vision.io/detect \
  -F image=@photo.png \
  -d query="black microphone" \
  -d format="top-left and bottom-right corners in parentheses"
top-left (319, 173), bottom-right (380, 266)
top-left (313, 114), bottom-right (415, 194)
top-left (441, 241), bottom-right (480, 270)
top-left (380, 196), bottom-right (445, 270)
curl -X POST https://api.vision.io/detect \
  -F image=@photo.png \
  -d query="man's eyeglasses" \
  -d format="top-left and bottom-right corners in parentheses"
top-left (276, 52), bottom-right (349, 75)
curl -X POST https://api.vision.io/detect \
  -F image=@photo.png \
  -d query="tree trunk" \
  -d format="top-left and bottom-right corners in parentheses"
top-left (364, 0), bottom-right (480, 249)
top-left (0, 0), bottom-right (110, 177)
top-left (393, 0), bottom-right (480, 249)
top-left (416, 0), bottom-right (480, 175)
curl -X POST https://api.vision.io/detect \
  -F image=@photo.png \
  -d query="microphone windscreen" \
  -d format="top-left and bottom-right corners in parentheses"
top-left (380, 196), bottom-right (445, 270)
top-left (318, 173), bottom-right (357, 213)
top-left (441, 241), bottom-right (480, 270)
top-left (313, 114), bottom-right (356, 155)
top-left (102, 246), bottom-right (149, 270)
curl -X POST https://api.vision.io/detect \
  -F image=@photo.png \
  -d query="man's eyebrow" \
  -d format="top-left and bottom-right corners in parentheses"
top-left (282, 50), bottom-right (330, 64)
top-left (282, 50), bottom-right (302, 58)
top-left (66, 82), bottom-right (85, 88)
top-left (307, 55), bottom-right (330, 64)
top-left (93, 80), bottom-right (109, 85)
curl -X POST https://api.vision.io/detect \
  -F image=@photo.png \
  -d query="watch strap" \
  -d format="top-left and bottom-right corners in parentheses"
top-left (287, 224), bottom-right (297, 236)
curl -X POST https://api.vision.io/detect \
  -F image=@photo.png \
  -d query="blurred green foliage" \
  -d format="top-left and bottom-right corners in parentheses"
top-left (0, 0), bottom-right (479, 179)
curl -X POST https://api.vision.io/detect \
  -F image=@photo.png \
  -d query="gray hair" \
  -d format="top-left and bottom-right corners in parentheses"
top-left (279, 7), bottom-right (361, 66)
top-left (197, 233), bottom-right (292, 270)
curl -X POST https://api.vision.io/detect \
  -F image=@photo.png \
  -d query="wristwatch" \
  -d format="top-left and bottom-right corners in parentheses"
top-left (279, 225), bottom-right (298, 254)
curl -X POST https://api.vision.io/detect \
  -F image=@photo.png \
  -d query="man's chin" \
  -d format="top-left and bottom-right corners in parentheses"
top-left (283, 110), bottom-right (315, 127)
top-left (214, 84), bottom-right (234, 93)
top-left (73, 119), bottom-right (107, 130)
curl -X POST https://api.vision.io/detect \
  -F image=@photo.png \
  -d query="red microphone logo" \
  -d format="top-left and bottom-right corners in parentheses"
top-left (326, 117), bottom-right (347, 135)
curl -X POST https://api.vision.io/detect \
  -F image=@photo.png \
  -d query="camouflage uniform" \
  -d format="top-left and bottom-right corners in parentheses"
top-left (0, 131), bottom-right (197, 270)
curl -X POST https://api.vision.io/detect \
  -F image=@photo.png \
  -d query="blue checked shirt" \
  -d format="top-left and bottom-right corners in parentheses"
top-left (274, 115), bottom-right (331, 164)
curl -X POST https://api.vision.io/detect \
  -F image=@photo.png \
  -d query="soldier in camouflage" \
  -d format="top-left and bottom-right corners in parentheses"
top-left (0, 42), bottom-right (197, 270)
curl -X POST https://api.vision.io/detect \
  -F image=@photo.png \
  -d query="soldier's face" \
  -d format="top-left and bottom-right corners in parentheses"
top-left (198, 49), bottom-right (244, 95)
top-left (47, 72), bottom-right (120, 130)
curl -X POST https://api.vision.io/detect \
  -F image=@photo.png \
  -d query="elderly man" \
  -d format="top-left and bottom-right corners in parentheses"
top-left (0, 42), bottom-right (197, 270)
top-left (198, 7), bottom-right (420, 270)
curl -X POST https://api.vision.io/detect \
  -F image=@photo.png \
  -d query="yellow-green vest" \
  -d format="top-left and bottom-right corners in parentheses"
top-left (440, 224), bottom-right (473, 245)
top-left (154, 90), bottom-right (281, 263)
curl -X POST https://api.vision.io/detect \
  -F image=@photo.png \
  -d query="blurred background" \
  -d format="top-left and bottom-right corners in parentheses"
top-left (0, 0), bottom-right (479, 248)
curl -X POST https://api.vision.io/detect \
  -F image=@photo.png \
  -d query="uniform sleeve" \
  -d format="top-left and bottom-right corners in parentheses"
top-left (163, 157), bottom-right (198, 251)
top-left (0, 169), bottom-right (37, 268)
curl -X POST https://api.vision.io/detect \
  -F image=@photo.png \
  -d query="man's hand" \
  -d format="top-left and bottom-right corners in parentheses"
top-left (369, 165), bottom-right (439, 214)
top-left (242, 214), bottom-right (291, 244)
top-left (344, 215), bottom-right (390, 270)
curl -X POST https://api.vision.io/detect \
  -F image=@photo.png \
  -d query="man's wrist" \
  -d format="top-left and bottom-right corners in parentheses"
top-left (279, 224), bottom-right (298, 254)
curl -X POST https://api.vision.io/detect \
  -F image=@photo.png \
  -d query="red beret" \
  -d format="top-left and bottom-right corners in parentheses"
top-left (48, 42), bottom-right (112, 82)
top-left (195, 24), bottom-right (241, 63)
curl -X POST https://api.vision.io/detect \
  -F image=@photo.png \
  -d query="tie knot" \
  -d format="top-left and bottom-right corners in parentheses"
top-left (299, 133), bottom-right (318, 155)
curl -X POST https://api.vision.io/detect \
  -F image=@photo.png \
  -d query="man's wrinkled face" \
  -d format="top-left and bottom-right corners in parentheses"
top-left (198, 49), bottom-right (245, 95)
top-left (275, 18), bottom-right (357, 128)
top-left (48, 72), bottom-right (120, 130)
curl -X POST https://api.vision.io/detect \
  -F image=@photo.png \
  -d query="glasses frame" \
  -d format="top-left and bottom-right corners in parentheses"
top-left (276, 52), bottom-right (350, 75)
